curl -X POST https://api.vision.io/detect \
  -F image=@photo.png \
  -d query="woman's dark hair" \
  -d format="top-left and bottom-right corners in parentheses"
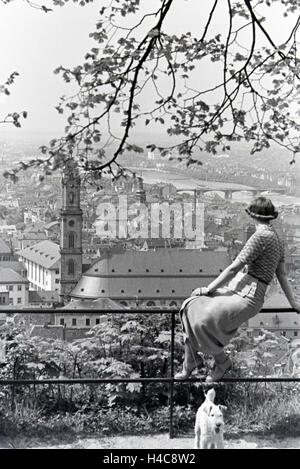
top-left (245, 196), bottom-right (278, 220)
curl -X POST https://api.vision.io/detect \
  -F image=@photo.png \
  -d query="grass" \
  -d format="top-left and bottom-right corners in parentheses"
top-left (0, 383), bottom-right (299, 442)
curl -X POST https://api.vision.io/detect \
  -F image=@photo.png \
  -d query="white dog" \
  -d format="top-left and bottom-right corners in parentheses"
top-left (194, 388), bottom-right (227, 449)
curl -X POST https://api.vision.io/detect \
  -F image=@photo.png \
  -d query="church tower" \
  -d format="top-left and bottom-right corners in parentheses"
top-left (135, 176), bottom-right (146, 204)
top-left (60, 159), bottom-right (83, 303)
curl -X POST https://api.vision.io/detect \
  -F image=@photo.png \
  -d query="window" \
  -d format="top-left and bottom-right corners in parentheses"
top-left (68, 232), bottom-right (75, 249)
top-left (9, 298), bottom-right (13, 305)
top-left (17, 298), bottom-right (22, 304)
top-left (17, 285), bottom-right (22, 291)
top-left (55, 279), bottom-right (60, 284)
top-left (55, 269), bottom-right (59, 275)
top-left (67, 259), bottom-right (75, 276)
top-left (9, 285), bottom-right (13, 291)
top-left (86, 318), bottom-right (90, 327)
top-left (147, 301), bottom-right (156, 307)
top-left (72, 318), bottom-right (77, 326)
top-left (294, 331), bottom-right (298, 337)
top-left (60, 318), bottom-right (65, 326)
top-left (120, 301), bottom-right (128, 307)
top-left (96, 318), bottom-right (100, 325)
top-left (282, 331), bottom-right (286, 337)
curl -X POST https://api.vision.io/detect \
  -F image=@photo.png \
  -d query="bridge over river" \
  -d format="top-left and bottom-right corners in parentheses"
top-left (176, 181), bottom-right (286, 200)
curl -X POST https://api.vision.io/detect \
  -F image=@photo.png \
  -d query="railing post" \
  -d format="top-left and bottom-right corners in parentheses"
top-left (169, 311), bottom-right (175, 439)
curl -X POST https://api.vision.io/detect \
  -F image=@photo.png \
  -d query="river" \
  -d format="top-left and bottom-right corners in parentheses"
top-left (129, 167), bottom-right (300, 207)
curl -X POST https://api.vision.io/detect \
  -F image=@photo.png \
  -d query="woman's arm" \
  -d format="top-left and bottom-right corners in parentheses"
top-left (276, 262), bottom-right (300, 313)
top-left (192, 257), bottom-right (246, 296)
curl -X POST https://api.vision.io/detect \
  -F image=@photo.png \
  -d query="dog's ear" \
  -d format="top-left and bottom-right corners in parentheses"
top-left (219, 405), bottom-right (227, 413)
top-left (205, 388), bottom-right (216, 403)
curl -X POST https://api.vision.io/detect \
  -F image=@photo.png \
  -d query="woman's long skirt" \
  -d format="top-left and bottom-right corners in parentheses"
top-left (180, 273), bottom-right (268, 355)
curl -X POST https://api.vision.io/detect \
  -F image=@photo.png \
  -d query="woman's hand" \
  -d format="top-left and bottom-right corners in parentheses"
top-left (191, 287), bottom-right (210, 296)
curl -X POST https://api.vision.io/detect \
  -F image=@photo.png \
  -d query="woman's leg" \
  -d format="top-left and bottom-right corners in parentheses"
top-left (206, 349), bottom-right (232, 383)
top-left (175, 339), bottom-right (203, 379)
top-left (214, 350), bottom-right (228, 364)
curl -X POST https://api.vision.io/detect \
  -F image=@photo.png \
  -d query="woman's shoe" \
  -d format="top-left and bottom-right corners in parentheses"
top-left (205, 357), bottom-right (232, 383)
top-left (174, 363), bottom-right (196, 380)
top-left (175, 355), bottom-right (203, 380)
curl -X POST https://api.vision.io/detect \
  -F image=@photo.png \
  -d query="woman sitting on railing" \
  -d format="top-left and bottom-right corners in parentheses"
top-left (175, 197), bottom-right (300, 383)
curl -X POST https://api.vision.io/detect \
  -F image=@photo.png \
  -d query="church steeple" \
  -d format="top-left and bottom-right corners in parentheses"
top-left (60, 159), bottom-right (83, 303)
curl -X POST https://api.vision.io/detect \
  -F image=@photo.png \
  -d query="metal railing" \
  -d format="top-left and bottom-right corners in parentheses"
top-left (0, 307), bottom-right (299, 438)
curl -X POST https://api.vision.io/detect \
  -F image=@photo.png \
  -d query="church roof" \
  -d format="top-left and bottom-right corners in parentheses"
top-left (18, 240), bottom-right (60, 269)
top-left (71, 249), bottom-right (230, 300)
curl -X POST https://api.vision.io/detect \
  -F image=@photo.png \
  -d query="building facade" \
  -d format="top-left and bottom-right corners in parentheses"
top-left (0, 267), bottom-right (29, 306)
top-left (18, 240), bottom-right (60, 292)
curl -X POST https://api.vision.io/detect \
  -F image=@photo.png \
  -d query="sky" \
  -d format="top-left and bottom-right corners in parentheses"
top-left (0, 0), bottom-right (100, 140)
top-left (0, 0), bottom-right (296, 144)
